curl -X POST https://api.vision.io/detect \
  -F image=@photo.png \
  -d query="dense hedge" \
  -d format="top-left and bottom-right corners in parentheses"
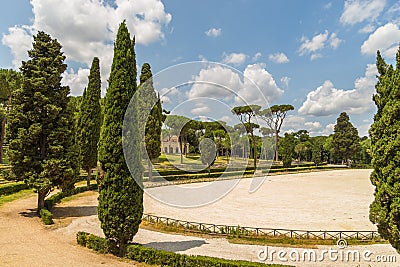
top-left (40, 208), bottom-right (54, 225)
top-left (0, 182), bottom-right (28, 196)
top-left (44, 184), bottom-right (98, 210)
top-left (146, 162), bottom-right (327, 178)
top-left (264, 165), bottom-right (341, 174)
top-left (77, 232), bottom-right (288, 267)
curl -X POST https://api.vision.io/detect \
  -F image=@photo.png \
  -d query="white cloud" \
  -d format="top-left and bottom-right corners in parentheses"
top-left (282, 115), bottom-right (323, 135)
top-left (187, 63), bottom-right (283, 105)
top-left (62, 68), bottom-right (90, 96)
top-left (252, 52), bottom-right (262, 62)
top-left (310, 54), bottom-right (323, 61)
top-left (220, 115), bottom-right (232, 123)
top-left (361, 23), bottom-right (400, 57)
top-left (299, 30), bottom-right (329, 56)
top-left (236, 63), bottom-right (284, 105)
top-left (329, 33), bottom-right (343, 49)
top-left (359, 24), bottom-right (376, 33)
top-left (222, 52), bottom-right (247, 66)
top-left (340, 0), bottom-right (386, 25)
top-left (299, 31), bottom-right (343, 60)
top-left (298, 64), bottom-right (378, 116)
top-left (205, 28), bottom-right (222, 37)
top-left (322, 123), bottom-right (335, 135)
top-left (1, 25), bottom-right (33, 68)
top-left (2, 0), bottom-right (172, 96)
top-left (280, 76), bottom-right (291, 88)
top-left (268, 52), bottom-right (289, 64)
top-left (191, 105), bottom-right (211, 115)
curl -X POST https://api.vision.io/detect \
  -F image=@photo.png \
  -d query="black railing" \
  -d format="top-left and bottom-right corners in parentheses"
top-left (142, 213), bottom-right (381, 240)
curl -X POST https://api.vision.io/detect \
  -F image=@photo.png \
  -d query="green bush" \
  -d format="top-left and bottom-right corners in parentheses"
top-left (44, 184), bottom-right (98, 210)
top-left (40, 208), bottom-right (54, 225)
top-left (77, 232), bottom-right (288, 267)
top-left (0, 182), bottom-right (28, 196)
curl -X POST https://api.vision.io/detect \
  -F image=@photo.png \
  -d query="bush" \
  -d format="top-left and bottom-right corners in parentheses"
top-left (77, 232), bottom-right (288, 267)
top-left (0, 182), bottom-right (28, 196)
top-left (40, 208), bottom-right (54, 225)
top-left (44, 184), bottom-right (98, 210)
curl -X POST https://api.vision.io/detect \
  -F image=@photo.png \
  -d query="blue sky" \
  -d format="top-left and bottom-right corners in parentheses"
top-left (0, 0), bottom-right (399, 136)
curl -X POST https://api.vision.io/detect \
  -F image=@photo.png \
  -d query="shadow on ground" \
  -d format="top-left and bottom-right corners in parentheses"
top-left (144, 239), bottom-right (207, 252)
top-left (52, 206), bottom-right (97, 218)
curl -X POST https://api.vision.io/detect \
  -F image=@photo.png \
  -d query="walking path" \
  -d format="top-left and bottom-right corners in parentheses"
top-left (1, 170), bottom-right (399, 266)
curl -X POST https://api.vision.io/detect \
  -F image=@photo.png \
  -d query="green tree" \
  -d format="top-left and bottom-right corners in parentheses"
top-left (97, 22), bottom-right (143, 255)
top-left (281, 133), bottom-right (295, 168)
top-left (232, 105), bottom-right (261, 169)
top-left (332, 112), bottom-right (360, 166)
top-left (369, 47), bottom-right (400, 252)
top-left (77, 57), bottom-right (102, 189)
top-left (0, 69), bottom-right (22, 163)
top-left (258, 104), bottom-right (294, 162)
top-left (200, 128), bottom-right (216, 176)
top-left (7, 31), bottom-right (77, 211)
top-left (164, 114), bottom-right (190, 163)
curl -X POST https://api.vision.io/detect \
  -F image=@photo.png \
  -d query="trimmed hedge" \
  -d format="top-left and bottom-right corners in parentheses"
top-left (146, 162), bottom-right (327, 178)
top-left (77, 232), bottom-right (288, 267)
top-left (44, 184), bottom-right (98, 211)
top-left (40, 208), bottom-right (54, 225)
top-left (0, 182), bottom-right (28, 196)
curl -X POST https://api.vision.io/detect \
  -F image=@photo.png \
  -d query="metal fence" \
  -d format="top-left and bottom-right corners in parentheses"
top-left (142, 213), bottom-right (381, 240)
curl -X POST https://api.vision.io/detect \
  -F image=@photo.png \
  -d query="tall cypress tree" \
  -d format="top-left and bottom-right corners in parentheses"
top-left (370, 47), bottom-right (400, 251)
top-left (97, 21), bottom-right (143, 255)
top-left (77, 57), bottom-right (102, 189)
top-left (138, 63), bottom-right (162, 181)
top-left (332, 112), bottom-right (360, 166)
top-left (7, 31), bottom-right (77, 211)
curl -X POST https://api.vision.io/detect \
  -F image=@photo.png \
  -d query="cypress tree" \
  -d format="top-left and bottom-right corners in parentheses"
top-left (77, 57), bottom-right (102, 189)
top-left (97, 21), bottom-right (143, 255)
top-left (281, 133), bottom-right (295, 168)
top-left (370, 46), bottom-right (400, 251)
top-left (138, 63), bottom-right (162, 181)
top-left (332, 112), bottom-right (360, 166)
top-left (7, 31), bottom-right (77, 211)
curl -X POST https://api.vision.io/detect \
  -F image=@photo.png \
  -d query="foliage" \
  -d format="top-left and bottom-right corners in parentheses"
top-left (258, 104), bottom-right (294, 161)
top-left (77, 57), bottom-right (102, 189)
top-left (77, 232), bottom-right (287, 267)
top-left (232, 105), bottom-right (260, 169)
top-left (40, 208), bottom-right (54, 225)
top-left (0, 69), bottom-right (22, 163)
top-left (7, 31), bottom-right (77, 211)
top-left (369, 47), bottom-right (400, 252)
top-left (138, 63), bottom-right (162, 181)
top-left (199, 129), bottom-right (217, 175)
top-left (311, 136), bottom-right (326, 166)
top-left (97, 21), bottom-right (143, 255)
top-left (332, 112), bottom-right (360, 165)
top-left (281, 133), bottom-right (295, 168)
top-left (0, 182), bottom-right (28, 196)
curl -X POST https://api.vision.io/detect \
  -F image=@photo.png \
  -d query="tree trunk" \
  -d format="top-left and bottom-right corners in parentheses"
top-left (251, 134), bottom-right (257, 170)
top-left (0, 115), bottom-right (6, 164)
top-left (275, 130), bottom-right (279, 162)
top-left (87, 168), bottom-right (92, 190)
top-left (148, 159), bottom-right (153, 182)
top-left (37, 190), bottom-right (46, 213)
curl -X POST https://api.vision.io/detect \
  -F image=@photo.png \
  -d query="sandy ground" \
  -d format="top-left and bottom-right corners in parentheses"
top-left (2, 169), bottom-right (399, 267)
top-left (0, 193), bottom-right (134, 267)
top-left (144, 169), bottom-right (376, 230)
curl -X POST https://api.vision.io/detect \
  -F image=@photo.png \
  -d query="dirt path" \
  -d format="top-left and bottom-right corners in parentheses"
top-left (1, 170), bottom-right (399, 267)
top-left (0, 193), bottom-right (134, 267)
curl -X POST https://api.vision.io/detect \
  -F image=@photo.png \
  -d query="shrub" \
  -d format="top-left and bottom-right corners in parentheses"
top-left (77, 232), bottom-right (289, 267)
top-left (0, 182), bottom-right (28, 196)
top-left (44, 184), bottom-right (98, 210)
top-left (40, 208), bottom-right (54, 225)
